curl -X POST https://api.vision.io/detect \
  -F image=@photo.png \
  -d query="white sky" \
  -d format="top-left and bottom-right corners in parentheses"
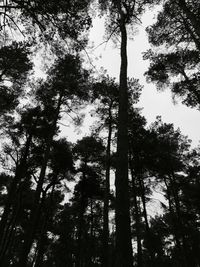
top-left (84, 10), bottom-right (200, 148)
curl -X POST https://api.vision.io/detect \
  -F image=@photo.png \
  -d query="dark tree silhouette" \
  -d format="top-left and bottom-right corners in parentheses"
top-left (17, 54), bottom-right (90, 266)
top-left (145, 0), bottom-right (200, 109)
top-left (0, 1), bottom-right (200, 267)
top-left (97, 2), bottom-right (157, 265)
top-left (0, 42), bottom-right (32, 117)
top-left (92, 75), bottom-right (119, 267)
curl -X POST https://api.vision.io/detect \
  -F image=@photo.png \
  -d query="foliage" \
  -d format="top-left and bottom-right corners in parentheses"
top-left (0, 42), bottom-right (32, 116)
top-left (145, 0), bottom-right (200, 109)
top-left (0, 1), bottom-right (200, 267)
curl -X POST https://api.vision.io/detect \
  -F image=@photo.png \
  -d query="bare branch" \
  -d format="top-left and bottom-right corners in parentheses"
top-left (0, 11), bottom-right (25, 36)
top-left (92, 24), bottom-right (119, 52)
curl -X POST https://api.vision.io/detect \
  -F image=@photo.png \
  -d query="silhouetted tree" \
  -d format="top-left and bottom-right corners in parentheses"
top-left (97, 1), bottom-right (158, 264)
top-left (92, 75), bottom-right (119, 267)
top-left (0, 42), bottom-right (32, 118)
top-left (73, 135), bottom-right (105, 267)
top-left (145, 0), bottom-right (200, 109)
top-left (17, 54), bottom-right (90, 266)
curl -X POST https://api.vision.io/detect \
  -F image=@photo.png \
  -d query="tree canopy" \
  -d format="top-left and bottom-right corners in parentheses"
top-left (0, 1), bottom-right (200, 267)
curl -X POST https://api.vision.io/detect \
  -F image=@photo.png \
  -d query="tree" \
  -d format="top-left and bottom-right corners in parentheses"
top-left (92, 74), bottom-right (119, 267)
top-left (127, 112), bottom-right (199, 267)
top-left (144, 48), bottom-right (200, 108)
top-left (146, 0), bottom-right (200, 50)
top-left (147, 117), bottom-right (193, 267)
top-left (33, 138), bottom-right (74, 267)
top-left (73, 135), bottom-right (105, 267)
top-left (17, 54), bottom-right (90, 266)
top-left (145, 0), bottom-right (200, 108)
top-left (128, 109), bottom-right (159, 267)
top-left (97, 1), bottom-right (157, 265)
top-left (0, 106), bottom-right (41, 265)
top-left (128, 110), bottom-right (145, 267)
top-left (0, 42), bottom-right (32, 117)
top-left (0, 0), bottom-right (92, 42)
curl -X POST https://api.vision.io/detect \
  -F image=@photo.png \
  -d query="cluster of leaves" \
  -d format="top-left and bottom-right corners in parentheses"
top-left (0, 0), bottom-right (92, 41)
top-left (0, 41), bottom-right (32, 116)
top-left (144, 0), bottom-right (200, 109)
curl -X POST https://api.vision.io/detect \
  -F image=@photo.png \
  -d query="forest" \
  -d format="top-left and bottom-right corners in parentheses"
top-left (0, 0), bottom-right (200, 266)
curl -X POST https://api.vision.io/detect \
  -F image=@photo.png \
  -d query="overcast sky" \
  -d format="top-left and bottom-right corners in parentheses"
top-left (82, 9), bottom-right (200, 148)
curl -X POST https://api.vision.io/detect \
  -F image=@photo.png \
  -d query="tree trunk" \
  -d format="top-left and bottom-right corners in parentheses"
top-left (76, 212), bottom-right (84, 267)
top-left (163, 177), bottom-right (181, 247)
top-left (138, 174), bottom-right (149, 231)
top-left (34, 183), bottom-right (56, 267)
top-left (115, 6), bottom-right (133, 266)
top-left (102, 105), bottom-right (112, 267)
top-left (168, 172), bottom-right (190, 267)
top-left (0, 130), bottom-right (33, 252)
top-left (164, 173), bottom-right (190, 267)
top-left (88, 199), bottom-right (94, 267)
top-left (0, 185), bottom-right (22, 265)
top-left (34, 232), bottom-right (46, 267)
top-left (17, 95), bottom-right (63, 267)
top-left (76, 161), bottom-right (87, 267)
top-left (129, 154), bottom-right (143, 267)
top-left (137, 169), bottom-right (155, 266)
